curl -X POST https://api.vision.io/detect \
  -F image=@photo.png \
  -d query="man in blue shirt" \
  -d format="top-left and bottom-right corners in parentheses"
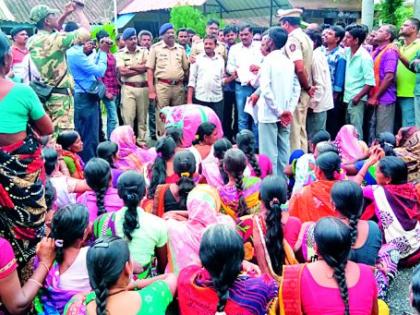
top-left (67, 33), bottom-right (107, 162)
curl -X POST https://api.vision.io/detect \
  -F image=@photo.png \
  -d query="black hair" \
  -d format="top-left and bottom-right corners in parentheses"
top-left (96, 30), bottom-right (109, 42)
top-left (84, 158), bottom-right (112, 217)
top-left (331, 181), bottom-right (363, 245)
top-left (203, 35), bottom-right (217, 44)
top-left (36, 18), bottom-right (46, 30)
top-left (412, 265), bottom-right (420, 312)
top-left (377, 132), bottom-right (396, 157)
top-left (173, 151), bottom-right (196, 209)
top-left (236, 130), bottom-right (261, 177)
top-left (311, 130), bottom-right (331, 146)
top-left (87, 236), bottom-right (130, 315)
top-left (56, 131), bottom-right (79, 151)
top-left (260, 176), bottom-right (288, 275)
top-left (378, 156), bottom-right (408, 185)
top-left (314, 217), bottom-right (352, 315)
top-left (50, 204), bottom-right (89, 264)
top-left (44, 179), bottom-right (56, 210)
top-left (192, 122), bottom-right (216, 145)
top-left (186, 28), bottom-right (196, 35)
top-left (335, 22), bottom-right (347, 29)
top-left (207, 19), bottom-right (220, 27)
top-left (64, 21), bottom-right (79, 32)
top-left (239, 24), bottom-right (253, 33)
top-left (165, 126), bottom-right (183, 146)
top-left (345, 24), bottom-right (368, 45)
top-left (0, 32), bottom-right (10, 68)
top-left (268, 26), bottom-right (288, 49)
top-left (223, 25), bottom-right (238, 35)
top-left (177, 28), bottom-right (188, 35)
top-left (96, 141), bottom-right (118, 168)
top-left (117, 171), bottom-right (146, 241)
top-left (199, 224), bottom-right (244, 313)
top-left (409, 18), bottom-right (420, 31)
top-left (316, 151), bottom-right (341, 180)
top-left (330, 25), bottom-right (345, 42)
top-left (214, 138), bottom-right (232, 185)
top-left (42, 147), bottom-right (58, 176)
top-left (148, 137), bottom-right (176, 199)
top-left (316, 142), bottom-right (339, 156)
top-left (306, 29), bottom-right (322, 48)
top-left (223, 148), bottom-right (248, 216)
top-left (280, 17), bottom-right (301, 26)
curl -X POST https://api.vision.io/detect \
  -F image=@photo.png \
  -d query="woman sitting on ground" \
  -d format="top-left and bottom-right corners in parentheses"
top-left (201, 138), bottom-right (232, 188)
top-left (166, 185), bottom-right (234, 274)
top-left (63, 236), bottom-right (177, 315)
top-left (189, 122), bottom-right (218, 174)
top-left (334, 124), bottom-right (368, 164)
top-left (281, 217), bottom-right (378, 315)
top-left (57, 130), bottom-right (85, 179)
top-left (149, 150), bottom-right (197, 217)
top-left (109, 125), bottom-right (156, 173)
top-left (289, 151), bottom-right (342, 222)
top-left (237, 176), bottom-right (301, 283)
top-left (77, 158), bottom-right (124, 222)
top-left (218, 148), bottom-right (262, 219)
top-left (178, 224), bottom-right (278, 315)
top-left (394, 126), bottom-right (420, 183)
top-left (94, 171), bottom-right (168, 277)
top-left (36, 204), bottom-right (91, 314)
top-left (236, 129), bottom-right (272, 179)
top-left (43, 147), bottom-right (89, 208)
top-left (96, 141), bottom-right (123, 188)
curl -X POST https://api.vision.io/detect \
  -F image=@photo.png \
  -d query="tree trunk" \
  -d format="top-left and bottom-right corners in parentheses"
top-left (362, 0), bottom-right (375, 30)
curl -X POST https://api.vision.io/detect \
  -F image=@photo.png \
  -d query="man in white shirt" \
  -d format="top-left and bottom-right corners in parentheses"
top-left (306, 29), bottom-right (334, 141)
top-left (227, 25), bottom-right (263, 143)
top-left (187, 36), bottom-right (235, 120)
top-left (257, 27), bottom-right (301, 175)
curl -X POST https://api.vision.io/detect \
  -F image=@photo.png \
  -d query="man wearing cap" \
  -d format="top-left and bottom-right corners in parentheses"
top-left (10, 27), bottom-right (29, 81)
top-left (27, 2), bottom-right (90, 133)
top-left (146, 23), bottom-right (189, 137)
top-left (116, 28), bottom-right (150, 145)
top-left (190, 19), bottom-right (227, 62)
top-left (278, 8), bottom-right (315, 152)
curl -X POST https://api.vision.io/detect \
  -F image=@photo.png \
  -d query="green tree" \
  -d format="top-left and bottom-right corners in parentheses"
top-left (170, 5), bottom-right (224, 37)
top-left (375, 0), bottom-right (413, 28)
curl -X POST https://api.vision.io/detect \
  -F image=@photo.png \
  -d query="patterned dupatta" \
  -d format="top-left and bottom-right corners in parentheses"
top-left (62, 150), bottom-right (84, 180)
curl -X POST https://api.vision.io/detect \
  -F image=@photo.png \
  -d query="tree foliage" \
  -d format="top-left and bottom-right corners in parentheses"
top-left (375, 0), bottom-right (414, 28)
top-left (170, 5), bottom-right (224, 37)
top-left (91, 23), bottom-right (118, 53)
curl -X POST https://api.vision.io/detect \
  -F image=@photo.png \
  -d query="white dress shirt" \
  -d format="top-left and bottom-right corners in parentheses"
top-left (227, 41), bottom-right (263, 85)
top-left (310, 47), bottom-right (334, 112)
top-left (256, 50), bottom-right (301, 123)
top-left (188, 52), bottom-right (225, 102)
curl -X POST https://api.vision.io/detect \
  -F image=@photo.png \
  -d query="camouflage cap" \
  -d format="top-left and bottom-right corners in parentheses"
top-left (30, 5), bottom-right (60, 24)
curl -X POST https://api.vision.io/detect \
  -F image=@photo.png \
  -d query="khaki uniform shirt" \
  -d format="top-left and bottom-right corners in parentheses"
top-left (146, 41), bottom-right (189, 81)
top-left (190, 40), bottom-right (227, 61)
top-left (116, 46), bottom-right (149, 83)
top-left (284, 27), bottom-right (314, 85)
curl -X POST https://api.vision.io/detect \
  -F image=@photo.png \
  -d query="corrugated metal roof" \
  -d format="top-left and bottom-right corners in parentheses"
top-left (1, 0), bottom-right (115, 23)
top-left (290, 0), bottom-right (360, 11)
top-left (120, 0), bottom-right (207, 14)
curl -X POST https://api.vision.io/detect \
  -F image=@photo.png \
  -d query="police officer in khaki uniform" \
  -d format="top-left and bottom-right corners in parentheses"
top-left (278, 9), bottom-right (315, 152)
top-left (146, 23), bottom-right (189, 136)
top-left (190, 19), bottom-right (227, 62)
top-left (116, 28), bottom-right (149, 145)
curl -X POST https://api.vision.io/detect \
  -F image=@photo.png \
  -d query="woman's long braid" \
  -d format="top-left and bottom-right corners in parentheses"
top-left (95, 281), bottom-right (109, 315)
top-left (95, 186), bottom-right (107, 217)
top-left (123, 194), bottom-right (139, 241)
top-left (233, 173), bottom-right (248, 217)
top-left (265, 202), bottom-right (285, 275)
top-left (219, 160), bottom-right (229, 185)
top-left (348, 214), bottom-right (359, 246)
top-left (333, 263), bottom-right (350, 315)
top-left (245, 151), bottom-right (261, 177)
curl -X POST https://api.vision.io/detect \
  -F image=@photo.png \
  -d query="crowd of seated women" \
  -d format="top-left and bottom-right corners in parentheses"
top-left (1, 120), bottom-right (420, 315)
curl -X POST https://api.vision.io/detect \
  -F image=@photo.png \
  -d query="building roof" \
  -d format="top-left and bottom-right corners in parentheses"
top-left (0, 0), bottom-right (122, 23)
top-left (120, 0), bottom-right (207, 14)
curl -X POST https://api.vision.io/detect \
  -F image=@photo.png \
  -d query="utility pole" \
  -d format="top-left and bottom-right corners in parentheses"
top-left (361, 0), bottom-right (374, 30)
top-left (414, 0), bottom-right (420, 19)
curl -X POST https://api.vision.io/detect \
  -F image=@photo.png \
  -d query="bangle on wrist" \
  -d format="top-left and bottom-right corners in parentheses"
top-left (28, 278), bottom-right (43, 288)
top-left (39, 261), bottom-right (50, 273)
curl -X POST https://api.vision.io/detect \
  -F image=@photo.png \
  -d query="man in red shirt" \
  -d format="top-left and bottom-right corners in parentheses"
top-left (10, 27), bottom-right (29, 80)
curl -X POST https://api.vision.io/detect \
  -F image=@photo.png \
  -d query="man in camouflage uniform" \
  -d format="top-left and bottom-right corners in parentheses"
top-left (27, 3), bottom-right (90, 134)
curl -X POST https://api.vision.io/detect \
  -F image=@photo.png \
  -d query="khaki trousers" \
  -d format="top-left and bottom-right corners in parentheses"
top-left (155, 82), bottom-right (185, 136)
top-left (121, 85), bottom-right (148, 142)
top-left (290, 91), bottom-right (310, 152)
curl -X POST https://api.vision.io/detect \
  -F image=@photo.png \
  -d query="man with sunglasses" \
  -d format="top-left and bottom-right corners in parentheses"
top-left (27, 1), bottom-right (90, 133)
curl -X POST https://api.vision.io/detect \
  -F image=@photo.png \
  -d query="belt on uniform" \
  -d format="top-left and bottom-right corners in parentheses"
top-left (123, 81), bottom-right (148, 88)
top-left (158, 79), bottom-right (182, 85)
top-left (52, 87), bottom-right (72, 95)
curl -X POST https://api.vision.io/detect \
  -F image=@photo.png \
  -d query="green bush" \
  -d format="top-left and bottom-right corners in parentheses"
top-left (375, 0), bottom-right (414, 28)
top-left (91, 23), bottom-right (118, 53)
